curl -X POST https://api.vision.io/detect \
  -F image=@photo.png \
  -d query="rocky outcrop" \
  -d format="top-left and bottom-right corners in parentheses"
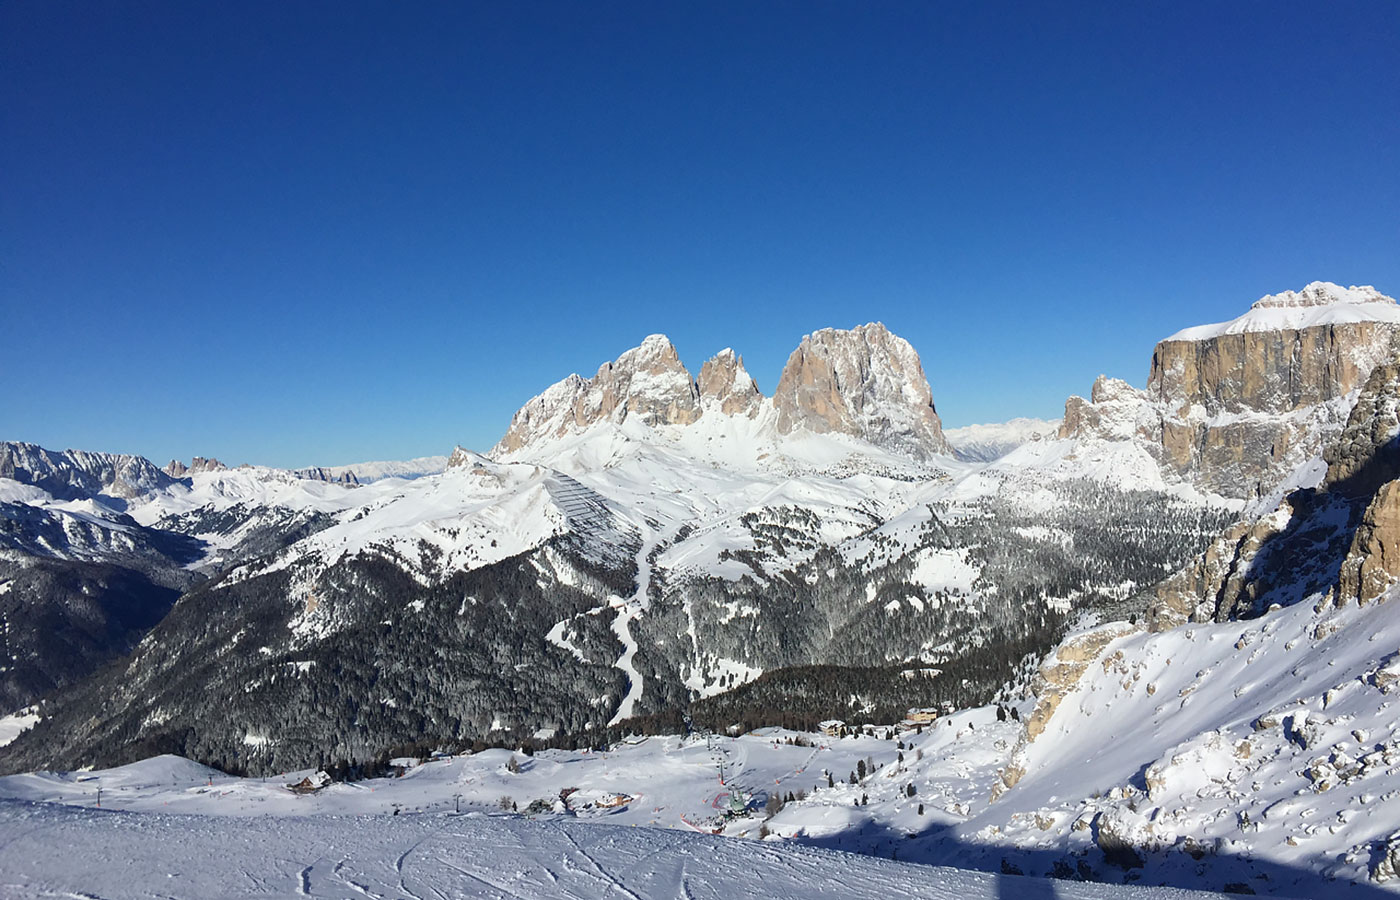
top-left (1149, 335), bottom-right (1400, 629)
top-left (1061, 283), bottom-right (1400, 499)
top-left (1058, 377), bottom-right (1160, 444)
top-left (1335, 481), bottom-right (1400, 606)
top-left (292, 467), bottom-right (360, 486)
top-left (493, 335), bottom-right (702, 454)
top-left (993, 621), bottom-right (1139, 799)
top-left (772, 323), bottom-right (951, 458)
top-left (697, 349), bottom-right (762, 417)
top-left (0, 442), bottom-right (175, 501)
top-left (1321, 344), bottom-right (1400, 496)
top-left (163, 457), bottom-right (225, 478)
top-left (1148, 507), bottom-right (1293, 630)
top-left (493, 324), bottom-right (954, 461)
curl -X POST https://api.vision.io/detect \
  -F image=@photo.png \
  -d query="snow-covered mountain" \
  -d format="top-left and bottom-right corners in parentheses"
top-left (494, 322), bottom-right (952, 461)
top-left (0, 321), bottom-right (1237, 780)
top-left (1060, 282), bottom-right (1400, 499)
top-left (943, 417), bottom-right (1061, 462)
top-left (7, 289), bottom-right (1400, 895)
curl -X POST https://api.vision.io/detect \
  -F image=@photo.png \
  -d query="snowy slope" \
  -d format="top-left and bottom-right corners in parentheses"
top-left (1167, 282), bottom-right (1400, 341)
top-left (0, 797), bottom-right (1224, 900)
top-left (300, 454), bottom-right (450, 482)
top-left (944, 417), bottom-right (1061, 462)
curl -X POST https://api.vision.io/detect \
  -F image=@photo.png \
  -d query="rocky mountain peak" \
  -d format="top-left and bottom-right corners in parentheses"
top-left (1060, 280), bottom-right (1400, 499)
top-left (772, 322), bottom-right (951, 458)
top-left (697, 348), bottom-right (762, 417)
top-left (493, 335), bottom-right (702, 455)
top-left (1, 442), bottom-right (175, 501)
top-left (446, 445), bottom-right (492, 471)
top-left (1251, 281), bottom-right (1392, 311)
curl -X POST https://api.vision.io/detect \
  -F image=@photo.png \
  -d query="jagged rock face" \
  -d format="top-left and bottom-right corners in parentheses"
top-left (1062, 283), bottom-right (1400, 499)
top-left (1322, 344), bottom-right (1400, 497)
top-left (697, 349), bottom-right (762, 417)
top-left (993, 621), bottom-right (1139, 799)
top-left (1, 442), bottom-right (174, 501)
top-left (1337, 481), bottom-right (1400, 605)
top-left (1149, 337), bottom-right (1400, 628)
top-left (1058, 377), bottom-right (1159, 443)
top-left (163, 457), bottom-right (225, 478)
top-left (494, 335), bottom-right (701, 454)
top-left (772, 323), bottom-right (951, 458)
top-left (293, 467), bottom-right (360, 486)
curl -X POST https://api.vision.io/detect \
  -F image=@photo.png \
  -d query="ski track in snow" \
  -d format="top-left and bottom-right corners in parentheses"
top-left (608, 517), bottom-right (671, 726)
top-left (0, 800), bottom-right (1227, 900)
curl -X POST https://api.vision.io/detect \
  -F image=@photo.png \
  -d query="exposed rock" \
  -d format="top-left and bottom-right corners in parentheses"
top-left (772, 323), bottom-right (951, 458)
top-left (1371, 832), bottom-right (1400, 883)
top-left (1322, 341), bottom-right (1400, 496)
top-left (1148, 501), bottom-right (1299, 630)
top-left (1336, 480), bottom-right (1400, 605)
top-left (1149, 332), bottom-right (1400, 628)
top-left (1059, 376), bottom-right (1160, 443)
top-left (993, 621), bottom-right (1139, 798)
top-left (696, 349), bottom-right (762, 418)
top-left (293, 467), bottom-right (360, 486)
top-left (493, 335), bottom-right (701, 454)
top-left (0, 442), bottom-right (175, 501)
top-left (1061, 283), bottom-right (1400, 499)
top-left (493, 324), bottom-right (955, 462)
top-left (164, 457), bottom-right (225, 478)
top-left (446, 445), bottom-right (485, 469)
top-left (189, 456), bottom-right (225, 474)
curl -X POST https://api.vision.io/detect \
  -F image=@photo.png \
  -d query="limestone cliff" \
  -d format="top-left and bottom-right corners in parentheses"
top-left (1062, 282), bottom-right (1400, 499)
top-left (493, 323), bottom-right (953, 462)
top-left (1149, 335), bottom-right (1400, 629)
top-left (771, 322), bottom-right (951, 458)
top-left (696, 349), bottom-right (762, 418)
top-left (493, 335), bottom-right (702, 454)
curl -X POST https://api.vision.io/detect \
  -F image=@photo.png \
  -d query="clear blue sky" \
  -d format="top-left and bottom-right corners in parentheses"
top-left (4, 2), bottom-right (1397, 468)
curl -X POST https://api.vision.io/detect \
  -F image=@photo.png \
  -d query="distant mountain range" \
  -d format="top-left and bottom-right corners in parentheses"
top-left (2, 281), bottom-right (1398, 802)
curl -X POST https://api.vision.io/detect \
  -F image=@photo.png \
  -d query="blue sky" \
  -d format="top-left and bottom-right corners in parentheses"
top-left (4, 2), bottom-right (1397, 468)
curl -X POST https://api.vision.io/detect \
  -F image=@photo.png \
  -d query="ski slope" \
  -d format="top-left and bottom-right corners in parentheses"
top-left (0, 798), bottom-right (1225, 900)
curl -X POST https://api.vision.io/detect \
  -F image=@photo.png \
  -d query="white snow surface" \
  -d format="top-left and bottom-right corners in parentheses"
top-left (305, 454), bottom-right (450, 482)
top-left (0, 707), bottom-right (38, 748)
top-left (0, 739), bottom-right (1224, 900)
top-left (0, 797), bottom-right (1221, 900)
top-left (1166, 282), bottom-right (1400, 342)
top-left (944, 417), bottom-right (1062, 462)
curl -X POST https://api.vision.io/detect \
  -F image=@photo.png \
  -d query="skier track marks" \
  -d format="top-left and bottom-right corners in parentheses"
top-left (330, 857), bottom-right (384, 900)
top-left (436, 858), bottom-right (533, 900)
top-left (393, 835), bottom-right (429, 900)
top-left (553, 823), bottom-right (645, 900)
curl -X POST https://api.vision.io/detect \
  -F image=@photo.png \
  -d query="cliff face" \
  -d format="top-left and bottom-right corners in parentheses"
top-left (1149, 338), bottom-right (1400, 630)
top-left (493, 323), bottom-right (952, 461)
top-left (0, 442), bottom-right (176, 501)
top-left (696, 348), bottom-right (762, 418)
top-left (1062, 283), bottom-right (1400, 499)
top-left (493, 335), bottom-right (702, 454)
top-left (771, 322), bottom-right (951, 458)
